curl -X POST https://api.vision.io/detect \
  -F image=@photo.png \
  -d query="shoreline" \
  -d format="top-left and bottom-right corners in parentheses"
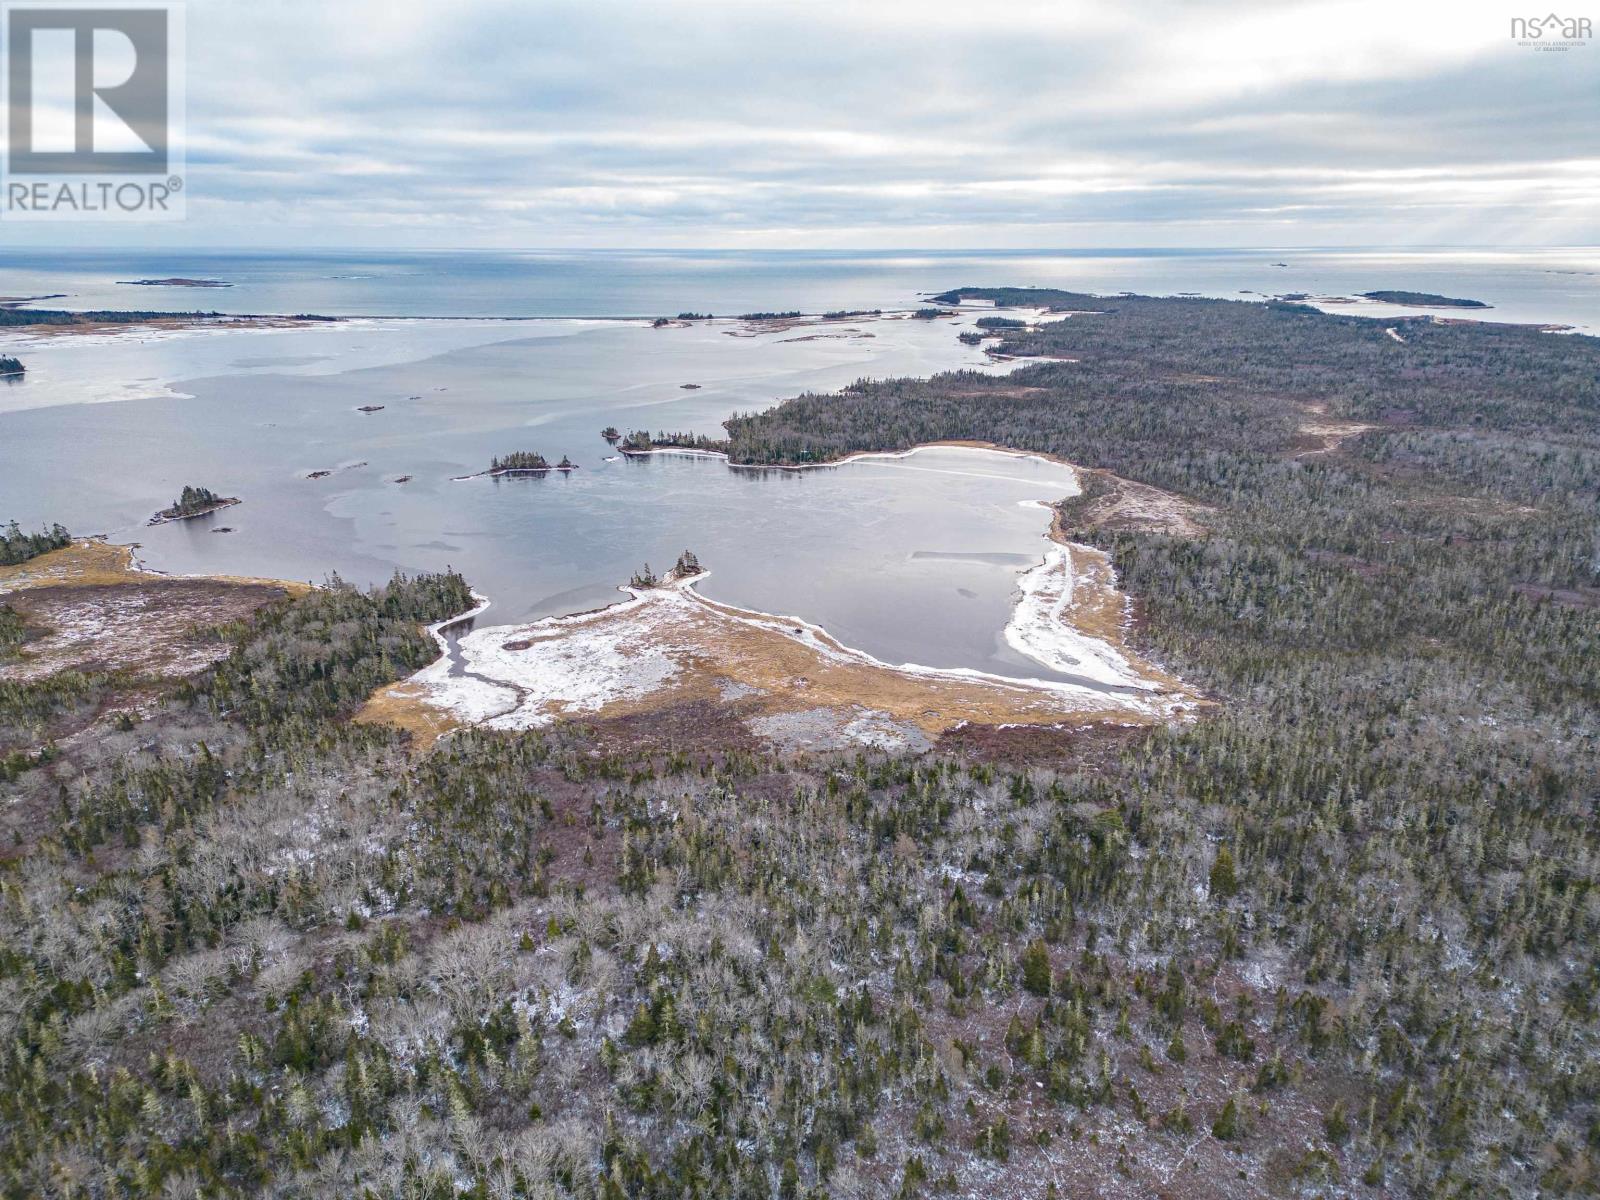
top-left (624, 440), bottom-right (1074, 474)
top-left (672, 562), bottom-right (1174, 699)
top-left (9, 307), bottom-right (1201, 747)
top-left (362, 443), bottom-right (1206, 748)
top-left (366, 552), bottom-right (1199, 750)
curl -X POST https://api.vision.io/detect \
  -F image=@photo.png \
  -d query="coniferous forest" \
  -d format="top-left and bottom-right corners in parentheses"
top-left (0, 521), bottom-right (70, 567)
top-left (1, 290), bottom-right (1597, 1198)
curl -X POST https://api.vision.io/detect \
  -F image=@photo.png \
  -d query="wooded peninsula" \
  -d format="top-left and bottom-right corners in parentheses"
top-left (2, 288), bottom-right (1596, 1198)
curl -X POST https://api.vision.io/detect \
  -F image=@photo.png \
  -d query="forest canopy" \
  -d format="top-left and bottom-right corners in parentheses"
top-left (2, 288), bottom-right (1597, 1198)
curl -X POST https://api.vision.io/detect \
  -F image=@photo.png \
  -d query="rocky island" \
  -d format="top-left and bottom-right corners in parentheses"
top-left (481, 451), bottom-right (577, 476)
top-left (117, 277), bottom-right (233, 288)
top-left (1358, 289), bottom-right (1490, 308)
top-left (148, 484), bottom-right (240, 524)
top-left (629, 549), bottom-right (702, 589)
top-left (0, 355), bottom-right (23, 376)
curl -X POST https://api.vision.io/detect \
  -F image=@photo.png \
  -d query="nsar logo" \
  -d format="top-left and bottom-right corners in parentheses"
top-left (1510, 12), bottom-right (1592, 50)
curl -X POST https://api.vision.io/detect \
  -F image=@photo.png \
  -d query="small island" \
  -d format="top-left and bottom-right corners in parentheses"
top-left (0, 355), bottom-right (24, 376)
top-left (118, 277), bottom-right (233, 289)
top-left (356, 404), bottom-right (385, 412)
top-left (483, 451), bottom-right (577, 476)
top-left (600, 426), bottom-right (621, 441)
top-left (148, 484), bottom-right (240, 525)
top-left (629, 549), bottom-right (702, 589)
top-left (1358, 290), bottom-right (1490, 309)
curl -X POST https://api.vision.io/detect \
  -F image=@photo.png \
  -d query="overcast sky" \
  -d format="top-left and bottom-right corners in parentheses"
top-left (14, 0), bottom-right (1600, 248)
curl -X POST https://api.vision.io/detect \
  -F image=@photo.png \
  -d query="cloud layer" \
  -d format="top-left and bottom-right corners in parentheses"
top-left (24, 0), bottom-right (1600, 246)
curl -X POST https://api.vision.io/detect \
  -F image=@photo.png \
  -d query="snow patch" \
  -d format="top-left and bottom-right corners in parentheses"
top-left (1004, 544), bottom-right (1155, 692)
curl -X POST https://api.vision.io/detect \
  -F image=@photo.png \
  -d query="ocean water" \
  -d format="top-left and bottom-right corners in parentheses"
top-left (2, 248), bottom-right (1596, 683)
top-left (0, 308), bottom-right (1092, 682)
top-left (3, 246), bottom-right (1600, 327)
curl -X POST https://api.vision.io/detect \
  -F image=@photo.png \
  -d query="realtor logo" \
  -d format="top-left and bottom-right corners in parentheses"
top-left (1, 1), bottom-right (185, 218)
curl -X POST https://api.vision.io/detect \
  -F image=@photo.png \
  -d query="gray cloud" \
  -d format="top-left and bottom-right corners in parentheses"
top-left (21, 0), bottom-right (1600, 246)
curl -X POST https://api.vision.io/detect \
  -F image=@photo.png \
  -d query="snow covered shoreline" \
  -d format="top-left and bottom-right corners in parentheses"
top-left (394, 503), bottom-right (1195, 741)
top-left (623, 440), bottom-right (1073, 476)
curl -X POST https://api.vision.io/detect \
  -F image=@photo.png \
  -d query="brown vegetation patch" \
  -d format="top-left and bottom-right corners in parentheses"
top-left (0, 578), bottom-right (288, 681)
top-left (356, 680), bottom-right (465, 750)
top-left (1, 539), bottom-right (312, 685)
top-left (0, 539), bottom-right (312, 596)
top-left (933, 718), bottom-right (1150, 765)
top-left (1304, 548), bottom-right (1390, 580)
top-left (573, 698), bottom-right (766, 758)
top-left (1056, 468), bottom-right (1212, 539)
top-left (1514, 581), bottom-right (1600, 609)
top-left (948, 386), bottom-right (1053, 399)
top-left (1293, 419), bottom-right (1378, 458)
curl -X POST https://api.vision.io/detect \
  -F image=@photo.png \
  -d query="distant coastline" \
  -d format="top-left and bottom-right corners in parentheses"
top-left (1357, 289), bottom-right (1490, 309)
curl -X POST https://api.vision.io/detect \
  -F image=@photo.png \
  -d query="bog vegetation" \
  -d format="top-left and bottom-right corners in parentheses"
top-left (1, 289), bottom-right (1596, 1198)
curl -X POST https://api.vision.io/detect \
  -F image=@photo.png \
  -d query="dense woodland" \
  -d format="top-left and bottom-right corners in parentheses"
top-left (0, 521), bottom-right (70, 566)
top-left (1, 289), bottom-right (1597, 1198)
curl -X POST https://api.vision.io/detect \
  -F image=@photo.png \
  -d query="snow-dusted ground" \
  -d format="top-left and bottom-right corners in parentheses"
top-left (407, 583), bottom-right (695, 729)
top-left (401, 545), bottom-right (1191, 743)
top-left (1003, 544), bottom-right (1155, 691)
